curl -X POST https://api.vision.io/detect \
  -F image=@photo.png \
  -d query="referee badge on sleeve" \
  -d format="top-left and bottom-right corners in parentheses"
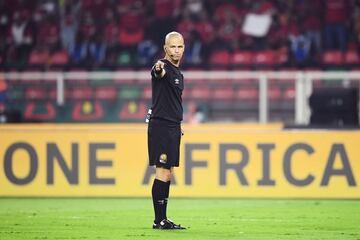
top-left (159, 153), bottom-right (167, 163)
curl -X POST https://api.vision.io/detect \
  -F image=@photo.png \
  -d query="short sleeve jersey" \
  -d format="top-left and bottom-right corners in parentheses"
top-left (150, 59), bottom-right (184, 123)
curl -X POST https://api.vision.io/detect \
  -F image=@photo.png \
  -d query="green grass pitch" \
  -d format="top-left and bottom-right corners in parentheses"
top-left (0, 198), bottom-right (359, 240)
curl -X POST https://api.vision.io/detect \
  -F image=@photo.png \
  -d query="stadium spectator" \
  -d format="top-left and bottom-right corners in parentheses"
top-left (59, 0), bottom-right (80, 54)
top-left (214, 0), bottom-right (240, 25)
top-left (6, 10), bottom-right (35, 66)
top-left (245, 0), bottom-right (275, 50)
top-left (324, 0), bottom-right (350, 52)
top-left (183, 30), bottom-right (202, 64)
top-left (268, 13), bottom-right (291, 50)
top-left (70, 32), bottom-right (87, 64)
top-left (188, 103), bottom-right (207, 124)
top-left (103, 8), bottom-right (118, 65)
top-left (78, 11), bottom-right (96, 40)
top-left (82, 0), bottom-right (107, 20)
top-left (177, 9), bottom-right (195, 42)
top-left (193, 11), bottom-right (214, 45)
top-left (117, 0), bottom-right (145, 61)
top-left (0, 78), bottom-right (7, 105)
top-left (87, 32), bottom-right (106, 65)
top-left (137, 38), bottom-right (158, 66)
top-left (70, 30), bottom-right (106, 66)
top-left (182, 0), bottom-right (204, 21)
top-left (302, 0), bottom-right (323, 55)
top-left (38, 0), bottom-right (58, 16)
top-left (149, 0), bottom-right (182, 45)
top-left (253, 0), bottom-right (275, 15)
top-left (0, 0), bottom-right (359, 69)
top-left (212, 1), bottom-right (241, 51)
top-left (36, 15), bottom-right (60, 51)
top-left (0, 0), bottom-right (9, 64)
top-left (289, 29), bottom-right (312, 66)
top-left (353, 2), bottom-right (360, 54)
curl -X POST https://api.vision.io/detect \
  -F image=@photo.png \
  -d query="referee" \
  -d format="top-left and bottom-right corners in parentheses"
top-left (147, 31), bottom-right (186, 230)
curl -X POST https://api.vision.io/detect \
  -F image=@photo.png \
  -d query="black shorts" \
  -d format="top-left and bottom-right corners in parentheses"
top-left (148, 118), bottom-right (181, 169)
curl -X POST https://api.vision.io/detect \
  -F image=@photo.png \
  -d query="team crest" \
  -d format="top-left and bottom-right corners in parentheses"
top-left (174, 79), bottom-right (180, 85)
top-left (159, 153), bottom-right (167, 163)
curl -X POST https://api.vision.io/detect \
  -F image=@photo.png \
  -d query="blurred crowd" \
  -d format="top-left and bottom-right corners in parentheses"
top-left (0, 0), bottom-right (360, 70)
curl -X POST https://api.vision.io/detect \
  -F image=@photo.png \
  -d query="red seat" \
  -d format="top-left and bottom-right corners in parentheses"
top-left (268, 87), bottom-right (282, 101)
top-left (182, 88), bottom-right (190, 100)
top-left (49, 88), bottom-right (71, 100)
top-left (276, 48), bottom-right (288, 64)
top-left (190, 86), bottom-right (211, 100)
top-left (50, 50), bottom-right (69, 66)
top-left (119, 28), bottom-right (144, 46)
top-left (69, 87), bottom-right (93, 99)
top-left (209, 50), bottom-right (231, 65)
top-left (95, 87), bottom-right (117, 100)
top-left (322, 51), bottom-right (343, 65)
top-left (232, 51), bottom-right (253, 65)
top-left (141, 87), bottom-right (152, 100)
top-left (28, 50), bottom-right (49, 65)
top-left (344, 50), bottom-right (360, 64)
top-left (254, 51), bottom-right (276, 65)
top-left (25, 87), bottom-right (47, 100)
top-left (212, 88), bottom-right (234, 100)
top-left (0, 79), bottom-right (7, 92)
top-left (235, 88), bottom-right (258, 100)
top-left (284, 87), bottom-right (295, 100)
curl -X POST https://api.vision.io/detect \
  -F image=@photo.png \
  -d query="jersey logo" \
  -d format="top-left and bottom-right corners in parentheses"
top-left (174, 79), bottom-right (180, 85)
top-left (159, 153), bottom-right (167, 163)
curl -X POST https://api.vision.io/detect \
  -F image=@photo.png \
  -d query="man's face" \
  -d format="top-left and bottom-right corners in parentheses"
top-left (164, 35), bottom-right (185, 63)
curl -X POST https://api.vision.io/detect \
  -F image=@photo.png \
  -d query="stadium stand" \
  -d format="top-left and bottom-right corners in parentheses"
top-left (0, 0), bottom-right (359, 123)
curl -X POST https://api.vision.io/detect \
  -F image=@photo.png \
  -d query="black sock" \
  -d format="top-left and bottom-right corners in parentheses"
top-left (164, 181), bottom-right (170, 219)
top-left (152, 179), bottom-right (168, 223)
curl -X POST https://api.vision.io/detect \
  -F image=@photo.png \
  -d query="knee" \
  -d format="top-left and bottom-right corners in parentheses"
top-left (156, 168), bottom-right (172, 182)
top-left (162, 169), bottom-right (172, 182)
top-left (163, 171), bottom-right (172, 181)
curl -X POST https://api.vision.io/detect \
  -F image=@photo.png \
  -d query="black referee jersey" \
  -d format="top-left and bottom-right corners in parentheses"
top-left (148, 59), bottom-right (184, 168)
top-left (150, 59), bottom-right (184, 123)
